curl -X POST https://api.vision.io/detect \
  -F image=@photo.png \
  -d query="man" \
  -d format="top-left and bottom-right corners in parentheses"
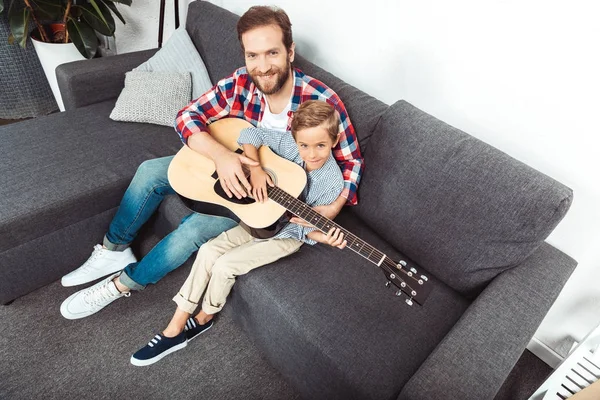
top-left (60, 5), bottom-right (363, 320)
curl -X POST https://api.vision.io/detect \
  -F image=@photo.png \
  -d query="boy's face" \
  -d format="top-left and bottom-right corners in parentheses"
top-left (294, 125), bottom-right (339, 171)
top-left (242, 25), bottom-right (295, 95)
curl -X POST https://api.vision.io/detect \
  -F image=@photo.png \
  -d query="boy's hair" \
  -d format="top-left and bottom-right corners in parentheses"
top-left (237, 6), bottom-right (293, 52)
top-left (291, 100), bottom-right (339, 142)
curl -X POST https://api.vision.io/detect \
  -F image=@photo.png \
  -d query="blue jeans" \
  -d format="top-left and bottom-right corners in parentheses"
top-left (103, 156), bottom-right (237, 290)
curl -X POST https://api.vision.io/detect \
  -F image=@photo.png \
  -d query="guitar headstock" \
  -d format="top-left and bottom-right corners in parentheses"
top-left (380, 260), bottom-right (432, 306)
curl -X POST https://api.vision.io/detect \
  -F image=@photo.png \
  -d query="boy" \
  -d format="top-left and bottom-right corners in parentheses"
top-left (131, 101), bottom-right (349, 366)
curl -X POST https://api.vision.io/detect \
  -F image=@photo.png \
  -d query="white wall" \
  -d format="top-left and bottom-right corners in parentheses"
top-left (113, 0), bottom-right (195, 54)
top-left (114, 0), bottom-right (600, 363)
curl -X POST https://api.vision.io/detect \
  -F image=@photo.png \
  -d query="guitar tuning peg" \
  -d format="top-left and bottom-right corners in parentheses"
top-left (420, 275), bottom-right (428, 282)
top-left (410, 267), bottom-right (417, 274)
top-left (395, 290), bottom-right (403, 297)
top-left (385, 281), bottom-right (391, 288)
top-left (399, 260), bottom-right (407, 267)
top-left (405, 298), bottom-right (413, 306)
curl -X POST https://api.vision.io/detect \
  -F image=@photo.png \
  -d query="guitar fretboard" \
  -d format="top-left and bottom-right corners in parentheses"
top-left (267, 186), bottom-right (388, 267)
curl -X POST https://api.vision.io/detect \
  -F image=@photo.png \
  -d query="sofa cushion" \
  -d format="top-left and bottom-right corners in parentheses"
top-left (0, 100), bottom-right (183, 253)
top-left (185, 1), bottom-right (388, 152)
top-left (135, 26), bottom-right (213, 100)
top-left (353, 100), bottom-right (573, 295)
top-left (229, 210), bottom-right (470, 400)
top-left (110, 71), bottom-right (192, 126)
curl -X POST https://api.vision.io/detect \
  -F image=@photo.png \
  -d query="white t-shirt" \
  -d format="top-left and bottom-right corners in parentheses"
top-left (259, 95), bottom-right (292, 132)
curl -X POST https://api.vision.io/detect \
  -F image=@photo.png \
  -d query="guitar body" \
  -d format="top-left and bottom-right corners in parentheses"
top-left (168, 118), bottom-right (307, 229)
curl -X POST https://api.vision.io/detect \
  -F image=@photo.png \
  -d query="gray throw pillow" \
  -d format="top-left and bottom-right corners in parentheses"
top-left (135, 27), bottom-right (213, 100)
top-left (110, 71), bottom-right (192, 126)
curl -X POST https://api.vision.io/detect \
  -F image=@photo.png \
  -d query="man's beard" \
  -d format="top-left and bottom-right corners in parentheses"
top-left (250, 58), bottom-right (291, 95)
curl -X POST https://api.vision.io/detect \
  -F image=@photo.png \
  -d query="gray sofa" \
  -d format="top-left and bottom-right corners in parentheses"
top-left (0, 2), bottom-right (576, 399)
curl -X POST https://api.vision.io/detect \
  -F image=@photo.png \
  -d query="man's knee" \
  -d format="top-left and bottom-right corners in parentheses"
top-left (134, 158), bottom-right (167, 181)
top-left (179, 213), bottom-right (236, 247)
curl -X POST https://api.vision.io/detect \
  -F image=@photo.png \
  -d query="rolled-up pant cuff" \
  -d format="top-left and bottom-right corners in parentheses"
top-left (119, 270), bottom-right (145, 291)
top-left (201, 299), bottom-right (223, 315)
top-left (173, 293), bottom-right (198, 315)
top-left (103, 235), bottom-right (130, 252)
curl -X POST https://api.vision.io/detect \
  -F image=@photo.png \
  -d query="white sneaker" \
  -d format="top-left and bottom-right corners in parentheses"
top-left (61, 244), bottom-right (137, 287)
top-left (60, 273), bottom-right (131, 320)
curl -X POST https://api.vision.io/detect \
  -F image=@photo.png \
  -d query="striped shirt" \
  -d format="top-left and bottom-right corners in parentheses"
top-left (238, 127), bottom-right (343, 245)
top-left (174, 67), bottom-right (362, 205)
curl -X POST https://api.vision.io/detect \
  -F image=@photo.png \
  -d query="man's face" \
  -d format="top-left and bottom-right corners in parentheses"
top-left (242, 25), bottom-right (294, 95)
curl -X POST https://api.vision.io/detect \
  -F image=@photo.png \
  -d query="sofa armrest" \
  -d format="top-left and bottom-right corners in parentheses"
top-left (56, 49), bottom-right (158, 111)
top-left (397, 242), bottom-right (577, 400)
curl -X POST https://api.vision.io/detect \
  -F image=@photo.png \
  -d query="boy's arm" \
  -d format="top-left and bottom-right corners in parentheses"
top-left (237, 127), bottom-right (287, 152)
top-left (306, 228), bottom-right (347, 249)
top-left (240, 141), bottom-right (272, 203)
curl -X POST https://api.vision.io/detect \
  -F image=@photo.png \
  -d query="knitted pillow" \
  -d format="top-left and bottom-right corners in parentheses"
top-left (135, 27), bottom-right (213, 100)
top-left (110, 71), bottom-right (191, 126)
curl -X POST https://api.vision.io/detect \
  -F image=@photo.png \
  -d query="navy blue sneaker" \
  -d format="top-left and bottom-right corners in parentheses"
top-left (184, 317), bottom-right (214, 342)
top-left (130, 332), bottom-right (187, 366)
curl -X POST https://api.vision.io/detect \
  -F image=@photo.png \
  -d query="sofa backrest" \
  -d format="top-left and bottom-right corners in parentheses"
top-left (185, 1), bottom-right (388, 152)
top-left (352, 100), bottom-right (573, 295)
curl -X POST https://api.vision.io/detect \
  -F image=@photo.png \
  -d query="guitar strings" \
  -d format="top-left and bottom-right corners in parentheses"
top-left (268, 186), bottom-right (421, 296)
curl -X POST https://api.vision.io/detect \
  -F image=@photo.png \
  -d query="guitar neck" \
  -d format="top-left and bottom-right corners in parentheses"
top-left (268, 186), bottom-right (389, 267)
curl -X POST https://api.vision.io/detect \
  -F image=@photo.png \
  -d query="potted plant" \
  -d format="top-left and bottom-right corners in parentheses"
top-left (0, 0), bottom-right (132, 110)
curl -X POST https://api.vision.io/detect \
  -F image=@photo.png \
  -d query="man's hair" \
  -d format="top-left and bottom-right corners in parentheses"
top-left (291, 100), bottom-right (339, 142)
top-left (237, 6), bottom-right (293, 52)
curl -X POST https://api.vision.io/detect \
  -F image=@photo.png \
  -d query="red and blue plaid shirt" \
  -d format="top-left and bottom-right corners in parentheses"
top-left (174, 67), bottom-right (363, 205)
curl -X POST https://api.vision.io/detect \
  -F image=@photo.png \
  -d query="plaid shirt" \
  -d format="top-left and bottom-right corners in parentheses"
top-left (174, 67), bottom-right (363, 205)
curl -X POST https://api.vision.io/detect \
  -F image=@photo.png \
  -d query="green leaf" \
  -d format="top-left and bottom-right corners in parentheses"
top-left (8, 6), bottom-right (30, 48)
top-left (80, 1), bottom-right (115, 36)
top-left (67, 18), bottom-right (98, 59)
top-left (33, 0), bottom-right (64, 21)
top-left (101, 0), bottom-right (125, 25)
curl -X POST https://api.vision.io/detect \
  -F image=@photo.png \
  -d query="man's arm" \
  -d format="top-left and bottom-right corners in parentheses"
top-left (330, 97), bottom-right (363, 206)
top-left (174, 71), bottom-right (259, 199)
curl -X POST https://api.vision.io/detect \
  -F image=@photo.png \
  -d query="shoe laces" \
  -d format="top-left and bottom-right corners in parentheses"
top-left (83, 278), bottom-right (127, 307)
top-left (148, 334), bottom-right (162, 348)
top-left (80, 244), bottom-right (105, 272)
top-left (184, 318), bottom-right (197, 331)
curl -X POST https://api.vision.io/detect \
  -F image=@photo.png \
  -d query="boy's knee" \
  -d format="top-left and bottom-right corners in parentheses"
top-left (211, 261), bottom-right (236, 280)
top-left (197, 242), bottom-right (222, 263)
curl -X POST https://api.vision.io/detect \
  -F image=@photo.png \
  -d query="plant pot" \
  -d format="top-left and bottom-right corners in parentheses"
top-left (31, 32), bottom-right (85, 112)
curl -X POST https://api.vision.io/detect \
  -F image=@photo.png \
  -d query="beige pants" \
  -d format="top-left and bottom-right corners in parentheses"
top-left (173, 225), bottom-right (303, 315)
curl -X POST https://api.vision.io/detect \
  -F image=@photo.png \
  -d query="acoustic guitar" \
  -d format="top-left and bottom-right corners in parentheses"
top-left (168, 118), bottom-right (432, 306)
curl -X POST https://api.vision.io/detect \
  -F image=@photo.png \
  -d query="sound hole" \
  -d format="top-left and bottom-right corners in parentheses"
top-left (211, 164), bottom-right (277, 205)
top-left (213, 181), bottom-right (255, 204)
